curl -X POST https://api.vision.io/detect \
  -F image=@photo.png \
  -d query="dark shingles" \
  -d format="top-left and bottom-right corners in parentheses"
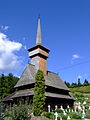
top-left (46, 92), bottom-right (75, 100)
top-left (12, 89), bottom-right (34, 98)
top-left (3, 64), bottom-right (75, 102)
top-left (14, 64), bottom-right (36, 88)
top-left (45, 72), bottom-right (69, 91)
top-left (3, 92), bottom-right (15, 101)
top-left (15, 64), bottom-right (69, 91)
top-left (3, 89), bottom-right (75, 101)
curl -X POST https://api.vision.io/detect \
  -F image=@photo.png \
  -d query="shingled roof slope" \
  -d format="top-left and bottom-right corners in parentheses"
top-left (15, 64), bottom-right (69, 91)
top-left (45, 72), bottom-right (69, 91)
top-left (15, 64), bottom-right (36, 88)
top-left (3, 89), bottom-right (75, 102)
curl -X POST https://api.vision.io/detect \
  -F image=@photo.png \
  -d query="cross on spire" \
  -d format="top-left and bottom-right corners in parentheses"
top-left (36, 16), bottom-right (42, 45)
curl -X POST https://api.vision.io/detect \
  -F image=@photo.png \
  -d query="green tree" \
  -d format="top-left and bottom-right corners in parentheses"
top-left (7, 73), bottom-right (19, 93)
top-left (64, 81), bottom-right (70, 88)
top-left (33, 70), bottom-right (46, 116)
top-left (78, 78), bottom-right (81, 86)
top-left (0, 73), bottom-right (19, 100)
top-left (70, 82), bottom-right (78, 88)
top-left (83, 79), bottom-right (89, 86)
top-left (0, 73), bottom-right (7, 99)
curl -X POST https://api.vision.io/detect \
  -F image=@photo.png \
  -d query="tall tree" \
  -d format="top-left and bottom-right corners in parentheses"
top-left (64, 81), bottom-right (70, 88)
top-left (7, 73), bottom-right (18, 93)
top-left (83, 79), bottom-right (89, 86)
top-left (78, 78), bottom-right (81, 86)
top-left (0, 73), bottom-right (19, 100)
top-left (33, 70), bottom-right (46, 116)
top-left (71, 82), bottom-right (78, 88)
top-left (0, 74), bottom-right (7, 99)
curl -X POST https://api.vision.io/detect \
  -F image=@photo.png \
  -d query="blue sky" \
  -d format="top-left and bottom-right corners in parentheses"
top-left (0, 0), bottom-right (90, 83)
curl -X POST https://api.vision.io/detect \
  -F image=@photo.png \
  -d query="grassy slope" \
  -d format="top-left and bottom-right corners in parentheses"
top-left (70, 85), bottom-right (90, 99)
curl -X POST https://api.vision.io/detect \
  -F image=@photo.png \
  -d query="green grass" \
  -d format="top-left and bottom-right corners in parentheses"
top-left (70, 85), bottom-right (90, 92)
top-left (70, 85), bottom-right (90, 99)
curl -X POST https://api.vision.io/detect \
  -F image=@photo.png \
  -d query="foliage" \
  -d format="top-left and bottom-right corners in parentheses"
top-left (77, 78), bottom-right (81, 87)
top-left (4, 104), bottom-right (31, 120)
top-left (86, 110), bottom-right (90, 119)
top-left (54, 109), bottom-right (63, 113)
top-left (0, 101), bottom-right (6, 119)
top-left (70, 85), bottom-right (90, 102)
top-left (65, 78), bottom-right (90, 88)
top-left (0, 101), bottom-right (32, 120)
top-left (58, 113), bottom-right (67, 120)
top-left (0, 73), bottom-right (19, 99)
top-left (33, 70), bottom-right (46, 116)
top-left (86, 114), bottom-right (90, 119)
top-left (83, 79), bottom-right (89, 86)
top-left (44, 112), bottom-right (54, 119)
top-left (57, 112), bottom-right (82, 120)
top-left (70, 83), bottom-right (78, 88)
top-left (4, 117), bottom-right (12, 120)
top-left (73, 92), bottom-right (84, 102)
top-left (64, 81), bottom-right (70, 88)
top-left (69, 113), bottom-right (82, 119)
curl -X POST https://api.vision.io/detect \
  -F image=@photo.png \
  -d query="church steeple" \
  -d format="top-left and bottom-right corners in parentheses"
top-left (36, 16), bottom-right (42, 45)
top-left (28, 17), bottom-right (50, 75)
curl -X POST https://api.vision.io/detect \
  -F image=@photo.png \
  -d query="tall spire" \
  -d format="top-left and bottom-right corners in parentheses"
top-left (28, 17), bottom-right (50, 75)
top-left (36, 16), bottom-right (42, 45)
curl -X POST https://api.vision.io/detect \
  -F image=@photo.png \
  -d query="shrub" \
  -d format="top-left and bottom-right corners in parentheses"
top-left (58, 113), bottom-right (67, 120)
top-left (86, 110), bottom-right (90, 119)
top-left (54, 109), bottom-right (63, 113)
top-left (70, 113), bottom-right (82, 119)
top-left (86, 114), bottom-right (90, 119)
top-left (0, 101), bottom-right (6, 119)
top-left (44, 112), bottom-right (54, 119)
top-left (4, 117), bottom-right (12, 120)
top-left (5, 104), bottom-right (31, 120)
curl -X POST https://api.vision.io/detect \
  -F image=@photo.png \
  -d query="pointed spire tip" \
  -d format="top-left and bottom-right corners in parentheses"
top-left (36, 15), bottom-right (42, 45)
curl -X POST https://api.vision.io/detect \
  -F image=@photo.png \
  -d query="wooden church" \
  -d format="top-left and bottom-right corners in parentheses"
top-left (3, 17), bottom-right (75, 110)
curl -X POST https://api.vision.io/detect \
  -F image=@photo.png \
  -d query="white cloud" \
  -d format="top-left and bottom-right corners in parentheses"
top-left (4, 26), bottom-right (9, 30)
top-left (0, 33), bottom-right (22, 71)
top-left (0, 26), bottom-right (9, 31)
top-left (72, 54), bottom-right (80, 60)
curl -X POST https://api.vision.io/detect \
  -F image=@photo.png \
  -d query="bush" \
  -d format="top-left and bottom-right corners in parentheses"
top-left (44, 112), bottom-right (54, 119)
top-left (70, 113), bottom-right (82, 119)
top-left (86, 114), bottom-right (90, 119)
top-left (54, 109), bottom-right (63, 113)
top-left (4, 117), bottom-right (12, 120)
top-left (58, 113), bottom-right (67, 120)
top-left (86, 110), bottom-right (90, 119)
top-left (5, 104), bottom-right (31, 120)
top-left (0, 101), bottom-right (6, 119)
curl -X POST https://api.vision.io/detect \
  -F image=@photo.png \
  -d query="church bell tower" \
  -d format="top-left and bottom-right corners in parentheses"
top-left (28, 17), bottom-right (50, 75)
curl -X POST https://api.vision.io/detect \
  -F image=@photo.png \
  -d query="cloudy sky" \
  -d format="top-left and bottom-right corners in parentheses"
top-left (0, 0), bottom-right (90, 83)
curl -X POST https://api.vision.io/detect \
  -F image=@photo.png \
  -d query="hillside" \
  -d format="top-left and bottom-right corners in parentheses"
top-left (69, 85), bottom-right (90, 102)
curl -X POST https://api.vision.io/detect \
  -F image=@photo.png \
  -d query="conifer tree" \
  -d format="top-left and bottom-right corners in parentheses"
top-left (78, 78), bottom-right (81, 86)
top-left (0, 73), bottom-right (19, 100)
top-left (33, 70), bottom-right (46, 116)
top-left (84, 79), bottom-right (89, 86)
top-left (0, 74), bottom-right (7, 99)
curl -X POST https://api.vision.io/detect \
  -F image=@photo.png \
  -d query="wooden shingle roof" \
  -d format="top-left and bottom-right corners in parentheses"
top-left (45, 72), bottom-right (69, 91)
top-left (14, 64), bottom-right (36, 88)
top-left (15, 64), bottom-right (69, 91)
top-left (3, 89), bottom-right (75, 102)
